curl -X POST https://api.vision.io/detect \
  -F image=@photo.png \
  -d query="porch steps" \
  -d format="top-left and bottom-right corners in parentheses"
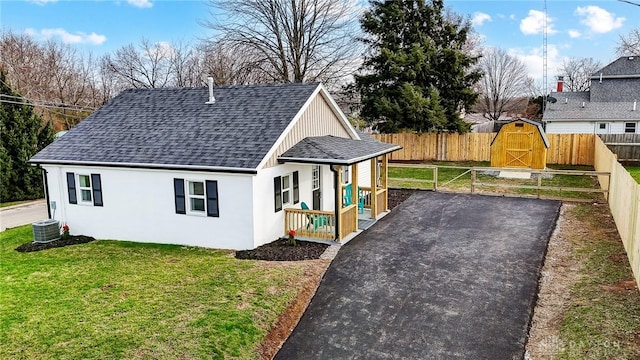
top-left (358, 219), bottom-right (377, 231)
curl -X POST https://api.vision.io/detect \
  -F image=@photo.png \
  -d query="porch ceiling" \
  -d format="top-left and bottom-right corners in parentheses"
top-left (278, 135), bottom-right (401, 165)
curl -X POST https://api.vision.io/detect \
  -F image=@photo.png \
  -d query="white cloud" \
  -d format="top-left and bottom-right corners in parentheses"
top-left (568, 29), bottom-right (581, 38)
top-left (508, 45), bottom-right (563, 85)
top-left (509, 14), bottom-right (516, 21)
top-left (25, 28), bottom-right (107, 45)
top-left (520, 10), bottom-right (556, 35)
top-left (127, 0), bottom-right (152, 8)
top-left (471, 12), bottom-right (491, 27)
top-left (26, 0), bottom-right (58, 5)
top-left (575, 6), bottom-right (624, 34)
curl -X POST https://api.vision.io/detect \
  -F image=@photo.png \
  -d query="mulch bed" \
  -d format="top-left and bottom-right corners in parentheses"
top-left (236, 238), bottom-right (329, 261)
top-left (15, 235), bottom-right (96, 253)
top-left (388, 188), bottom-right (415, 210)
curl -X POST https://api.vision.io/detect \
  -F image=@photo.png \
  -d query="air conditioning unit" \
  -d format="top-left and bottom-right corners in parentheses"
top-left (32, 219), bottom-right (60, 243)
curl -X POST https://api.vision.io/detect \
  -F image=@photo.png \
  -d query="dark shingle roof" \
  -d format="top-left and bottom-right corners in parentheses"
top-left (490, 119), bottom-right (549, 148)
top-left (278, 135), bottom-right (401, 165)
top-left (31, 83), bottom-right (322, 171)
top-left (591, 56), bottom-right (640, 77)
top-left (543, 91), bottom-right (640, 121)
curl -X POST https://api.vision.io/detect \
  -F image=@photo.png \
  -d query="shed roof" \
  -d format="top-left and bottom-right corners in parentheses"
top-left (30, 82), bottom-right (347, 172)
top-left (491, 119), bottom-right (550, 148)
top-left (543, 91), bottom-right (640, 122)
top-left (278, 135), bottom-right (401, 165)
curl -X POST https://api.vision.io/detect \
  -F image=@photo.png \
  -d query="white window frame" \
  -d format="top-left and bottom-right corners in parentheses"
top-left (77, 174), bottom-right (92, 205)
top-left (625, 122), bottom-right (637, 134)
top-left (312, 166), bottom-right (320, 190)
top-left (186, 180), bottom-right (206, 216)
top-left (281, 174), bottom-right (292, 206)
top-left (341, 166), bottom-right (350, 185)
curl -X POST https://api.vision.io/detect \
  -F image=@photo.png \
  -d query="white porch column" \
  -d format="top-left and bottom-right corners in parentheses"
top-left (370, 156), bottom-right (377, 218)
top-left (351, 164), bottom-right (358, 230)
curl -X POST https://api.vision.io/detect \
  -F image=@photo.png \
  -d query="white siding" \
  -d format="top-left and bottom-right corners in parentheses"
top-left (546, 121), bottom-right (597, 134)
top-left (43, 165), bottom-right (255, 250)
top-left (252, 163), bottom-right (337, 247)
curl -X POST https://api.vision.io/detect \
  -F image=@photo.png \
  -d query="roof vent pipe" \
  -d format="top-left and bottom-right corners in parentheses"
top-left (206, 76), bottom-right (215, 104)
top-left (634, 101), bottom-right (637, 111)
top-left (582, 102), bottom-right (585, 108)
top-left (599, 73), bottom-right (603, 83)
top-left (565, 98), bottom-right (568, 104)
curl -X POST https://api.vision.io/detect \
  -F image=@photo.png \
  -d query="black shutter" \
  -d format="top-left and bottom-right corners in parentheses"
top-left (66, 172), bottom-right (77, 204)
top-left (274, 176), bottom-right (282, 212)
top-left (91, 174), bottom-right (103, 207)
top-left (205, 180), bottom-right (219, 217)
top-left (293, 171), bottom-right (299, 204)
top-left (174, 178), bottom-right (186, 214)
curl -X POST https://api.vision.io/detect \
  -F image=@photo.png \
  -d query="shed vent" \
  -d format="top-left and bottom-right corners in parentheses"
top-left (32, 219), bottom-right (60, 243)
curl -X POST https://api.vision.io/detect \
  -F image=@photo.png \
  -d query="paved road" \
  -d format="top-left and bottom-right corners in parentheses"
top-left (0, 200), bottom-right (48, 231)
top-left (276, 191), bottom-right (560, 360)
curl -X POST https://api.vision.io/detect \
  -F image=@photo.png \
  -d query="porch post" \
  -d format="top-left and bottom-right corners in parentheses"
top-left (370, 157), bottom-right (377, 219)
top-left (382, 154), bottom-right (388, 210)
top-left (336, 166), bottom-right (343, 240)
top-left (351, 164), bottom-right (358, 231)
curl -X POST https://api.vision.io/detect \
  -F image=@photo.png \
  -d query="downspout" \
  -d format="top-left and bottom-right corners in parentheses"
top-left (330, 165), bottom-right (340, 241)
top-left (42, 167), bottom-right (51, 219)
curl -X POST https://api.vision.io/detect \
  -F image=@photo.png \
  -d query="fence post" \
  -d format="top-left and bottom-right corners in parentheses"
top-left (433, 167), bottom-right (438, 191)
top-left (471, 168), bottom-right (476, 193)
top-left (537, 172), bottom-right (542, 199)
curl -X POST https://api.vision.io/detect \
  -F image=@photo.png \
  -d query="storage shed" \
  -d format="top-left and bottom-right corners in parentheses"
top-left (490, 119), bottom-right (549, 169)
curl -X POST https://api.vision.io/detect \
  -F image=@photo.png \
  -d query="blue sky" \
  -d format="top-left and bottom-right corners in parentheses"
top-left (2, 0), bottom-right (639, 85)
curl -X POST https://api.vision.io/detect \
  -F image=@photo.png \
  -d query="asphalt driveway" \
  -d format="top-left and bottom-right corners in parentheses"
top-left (275, 191), bottom-right (561, 359)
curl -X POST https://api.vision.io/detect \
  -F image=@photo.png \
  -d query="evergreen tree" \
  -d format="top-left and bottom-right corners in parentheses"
top-left (355, 0), bottom-right (481, 133)
top-left (0, 69), bottom-right (55, 202)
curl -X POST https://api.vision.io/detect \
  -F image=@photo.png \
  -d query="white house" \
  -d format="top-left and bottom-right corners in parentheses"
top-left (30, 82), bottom-right (400, 250)
top-left (543, 56), bottom-right (640, 134)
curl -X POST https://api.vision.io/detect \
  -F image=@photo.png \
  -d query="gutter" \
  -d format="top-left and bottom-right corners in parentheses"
top-left (330, 165), bottom-right (340, 242)
top-left (42, 168), bottom-right (51, 219)
top-left (28, 159), bottom-right (258, 175)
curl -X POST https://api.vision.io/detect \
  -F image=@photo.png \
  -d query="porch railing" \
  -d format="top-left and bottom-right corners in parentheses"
top-left (284, 208), bottom-right (335, 241)
top-left (340, 204), bottom-right (358, 239)
top-left (375, 188), bottom-right (387, 217)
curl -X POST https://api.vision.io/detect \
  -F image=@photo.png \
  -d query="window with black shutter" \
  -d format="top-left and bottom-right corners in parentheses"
top-left (206, 180), bottom-right (219, 217)
top-left (293, 171), bottom-right (299, 204)
top-left (91, 174), bottom-right (103, 207)
top-left (174, 178), bottom-right (186, 214)
top-left (274, 176), bottom-right (282, 212)
top-left (66, 172), bottom-right (77, 204)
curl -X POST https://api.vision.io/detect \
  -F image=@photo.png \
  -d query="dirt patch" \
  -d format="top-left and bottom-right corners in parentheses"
top-left (257, 259), bottom-right (329, 359)
top-left (600, 280), bottom-right (638, 294)
top-left (15, 235), bottom-right (95, 253)
top-left (236, 239), bottom-right (329, 261)
top-left (526, 203), bottom-right (584, 359)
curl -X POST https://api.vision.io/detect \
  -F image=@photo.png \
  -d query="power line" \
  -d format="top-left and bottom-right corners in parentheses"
top-left (618, 0), bottom-right (640, 7)
top-left (0, 94), bottom-right (97, 112)
top-left (0, 99), bottom-right (94, 113)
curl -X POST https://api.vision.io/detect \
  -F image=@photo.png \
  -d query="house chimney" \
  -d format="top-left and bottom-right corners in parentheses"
top-left (557, 76), bottom-right (564, 92)
top-left (206, 76), bottom-right (215, 104)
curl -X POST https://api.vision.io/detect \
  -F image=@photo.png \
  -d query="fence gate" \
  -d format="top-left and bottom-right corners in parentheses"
top-left (505, 132), bottom-right (533, 168)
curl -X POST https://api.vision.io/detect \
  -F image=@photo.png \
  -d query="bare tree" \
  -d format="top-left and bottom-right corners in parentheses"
top-left (102, 38), bottom-right (176, 89)
top-left (477, 47), bottom-right (533, 121)
top-left (557, 57), bottom-right (602, 92)
top-left (617, 27), bottom-right (640, 56)
top-left (201, 0), bottom-right (361, 85)
top-left (0, 30), bottom-right (101, 129)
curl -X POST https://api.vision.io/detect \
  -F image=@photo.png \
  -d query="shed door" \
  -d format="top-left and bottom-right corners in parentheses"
top-left (505, 132), bottom-right (533, 168)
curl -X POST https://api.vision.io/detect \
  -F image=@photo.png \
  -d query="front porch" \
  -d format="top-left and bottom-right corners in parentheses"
top-left (282, 157), bottom-right (391, 244)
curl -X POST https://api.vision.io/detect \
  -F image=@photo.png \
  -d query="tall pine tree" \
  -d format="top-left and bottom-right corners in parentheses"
top-left (356, 0), bottom-right (481, 133)
top-left (0, 69), bottom-right (54, 202)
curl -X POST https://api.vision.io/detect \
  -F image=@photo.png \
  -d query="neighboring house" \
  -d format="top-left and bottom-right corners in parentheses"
top-left (543, 56), bottom-right (640, 134)
top-left (30, 82), bottom-right (400, 250)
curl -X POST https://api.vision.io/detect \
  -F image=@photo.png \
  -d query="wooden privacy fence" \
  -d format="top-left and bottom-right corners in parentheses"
top-left (372, 133), bottom-right (595, 165)
top-left (594, 136), bottom-right (640, 290)
top-left (600, 134), bottom-right (640, 161)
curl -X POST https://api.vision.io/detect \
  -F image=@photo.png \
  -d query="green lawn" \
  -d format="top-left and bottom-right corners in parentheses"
top-left (624, 165), bottom-right (640, 183)
top-left (558, 204), bottom-right (640, 359)
top-left (0, 226), bottom-right (312, 359)
top-left (0, 199), bottom-right (40, 208)
top-left (388, 162), bottom-right (602, 201)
